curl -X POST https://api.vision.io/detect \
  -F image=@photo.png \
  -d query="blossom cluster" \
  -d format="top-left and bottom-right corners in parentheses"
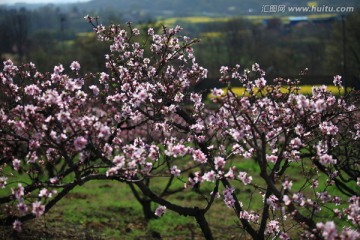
top-left (0, 18), bottom-right (359, 240)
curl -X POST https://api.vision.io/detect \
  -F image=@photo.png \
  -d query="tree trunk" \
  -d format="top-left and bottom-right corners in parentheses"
top-left (195, 213), bottom-right (213, 240)
top-left (141, 199), bottom-right (156, 220)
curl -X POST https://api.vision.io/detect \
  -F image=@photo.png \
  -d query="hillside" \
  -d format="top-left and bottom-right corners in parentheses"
top-left (77, 0), bottom-right (360, 16)
top-left (3, 0), bottom-right (360, 19)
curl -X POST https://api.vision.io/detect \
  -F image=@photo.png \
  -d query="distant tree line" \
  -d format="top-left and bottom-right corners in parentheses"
top-left (0, 7), bottom-right (359, 88)
top-left (193, 13), bottom-right (360, 89)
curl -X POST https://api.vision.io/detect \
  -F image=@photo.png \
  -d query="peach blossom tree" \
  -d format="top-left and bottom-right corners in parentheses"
top-left (0, 17), bottom-right (359, 239)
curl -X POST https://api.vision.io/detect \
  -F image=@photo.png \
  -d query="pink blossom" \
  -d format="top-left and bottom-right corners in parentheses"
top-left (339, 228), bottom-right (360, 240)
top-left (39, 188), bottom-right (56, 198)
top-left (317, 191), bottom-right (332, 203)
top-left (75, 90), bottom-right (87, 102)
top-left (94, 24), bottom-right (105, 34)
top-left (0, 177), bottom-right (7, 189)
top-left (32, 201), bottom-right (45, 218)
top-left (133, 88), bottom-right (148, 103)
top-left (223, 186), bottom-right (235, 208)
top-left (333, 196), bottom-right (341, 205)
top-left (74, 136), bottom-right (88, 151)
top-left (174, 92), bottom-right (184, 102)
top-left (319, 121), bottom-right (338, 135)
top-left (203, 170), bottom-right (216, 182)
top-left (314, 99), bottom-right (327, 113)
top-left (89, 85), bottom-right (100, 95)
top-left (113, 155), bottom-right (125, 168)
top-left (195, 135), bottom-right (205, 143)
top-left (185, 172), bottom-right (203, 188)
top-left (228, 128), bottom-right (244, 141)
top-left (333, 209), bottom-right (342, 219)
top-left (355, 130), bottom-right (360, 140)
top-left (98, 125), bottom-right (111, 139)
top-left (279, 232), bottom-right (290, 240)
top-left (190, 122), bottom-right (205, 133)
top-left (312, 85), bottom-right (328, 96)
top-left (83, 15), bottom-right (91, 22)
top-left (248, 213), bottom-right (259, 223)
top-left (311, 179), bottom-right (319, 189)
top-left (290, 137), bottom-right (302, 149)
top-left (3, 59), bottom-right (18, 73)
top-left (50, 177), bottom-right (58, 184)
top-left (266, 154), bottom-right (278, 164)
top-left (239, 210), bottom-right (259, 223)
top-left (282, 179), bottom-right (293, 190)
top-left (106, 167), bottom-right (119, 177)
top-left (147, 28), bottom-right (154, 36)
top-left (292, 192), bottom-right (306, 206)
top-left (24, 84), bottom-right (41, 96)
top-left (243, 150), bottom-right (253, 158)
top-left (265, 220), bottom-right (280, 235)
top-left (295, 124), bottom-right (305, 135)
top-left (224, 167), bottom-right (235, 179)
top-left (102, 143), bottom-right (113, 158)
top-left (28, 139), bottom-right (40, 150)
top-left (12, 158), bottom-right (21, 171)
top-left (17, 202), bottom-right (28, 216)
top-left (238, 172), bottom-right (252, 185)
top-left (344, 196), bottom-right (360, 225)
top-left (190, 93), bottom-right (202, 103)
top-left (239, 210), bottom-right (249, 220)
top-left (252, 63), bottom-right (261, 72)
top-left (53, 64), bottom-right (64, 74)
top-left (283, 195), bottom-right (291, 205)
top-left (56, 111), bottom-right (71, 123)
top-left (266, 195), bottom-right (279, 209)
top-left (317, 221), bottom-right (337, 240)
top-left (326, 95), bottom-right (336, 106)
top-left (214, 156), bottom-right (225, 170)
top-left (154, 205), bottom-right (166, 217)
top-left (99, 72), bottom-right (109, 83)
top-left (170, 165), bottom-right (181, 176)
top-left (132, 28), bottom-right (140, 36)
top-left (333, 75), bottom-right (342, 87)
top-left (319, 154), bottom-right (337, 165)
top-left (255, 77), bottom-right (266, 88)
top-left (12, 184), bottom-right (24, 200)
top-left (211, 88), bottom-right (224, 97)
top-left (192, 149), bottom-right (207, 163)
top-left (148, 145), bottom-right (159, 161)
top-left (12, 220), bottom-right (22, 232)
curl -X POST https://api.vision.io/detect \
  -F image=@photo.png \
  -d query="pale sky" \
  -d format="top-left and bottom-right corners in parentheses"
top-left (0, 0), bottom-right (91, 4)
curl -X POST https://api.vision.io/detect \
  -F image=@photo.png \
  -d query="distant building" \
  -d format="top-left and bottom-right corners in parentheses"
top-left (289, 16), bottom-right (309, 27)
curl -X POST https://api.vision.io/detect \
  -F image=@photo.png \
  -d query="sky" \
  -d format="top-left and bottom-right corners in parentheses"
top-left (0, 0), bottom-right (91, 4)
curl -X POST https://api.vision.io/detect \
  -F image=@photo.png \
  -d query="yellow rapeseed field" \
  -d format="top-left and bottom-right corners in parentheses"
top-left (159, 16), bottom-right (229, 25)
top-left (208, 85), bottom-right (346, 99)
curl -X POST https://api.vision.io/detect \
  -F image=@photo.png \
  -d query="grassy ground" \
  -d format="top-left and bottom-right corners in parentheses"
top-left (0, 158), bottom-right (355, 239)
top-left (0, 179), bottom-right (242, 240)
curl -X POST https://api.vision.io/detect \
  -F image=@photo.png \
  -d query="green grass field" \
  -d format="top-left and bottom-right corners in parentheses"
top-left (0, 179), bottom-right (237, 239)
top-left (1, 155), bottom-right (354, 239)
